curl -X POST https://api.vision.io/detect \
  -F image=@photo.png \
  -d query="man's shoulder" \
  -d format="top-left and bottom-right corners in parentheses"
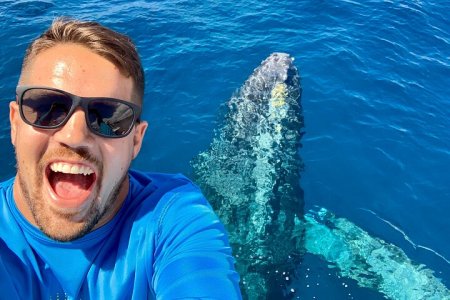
top-left (128, 169), bottom-right (196, 195)
top-left (129, 169), bottom-right (191, 186)
top-left (127, 169), bottom-right (204, 215)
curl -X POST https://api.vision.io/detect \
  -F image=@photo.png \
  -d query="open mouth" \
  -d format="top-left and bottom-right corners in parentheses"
top-left (46, 162), bottom-right (96, 202)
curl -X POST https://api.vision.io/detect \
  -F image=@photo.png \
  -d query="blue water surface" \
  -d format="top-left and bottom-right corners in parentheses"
top-left (0, 0), bottom-right (449, 299)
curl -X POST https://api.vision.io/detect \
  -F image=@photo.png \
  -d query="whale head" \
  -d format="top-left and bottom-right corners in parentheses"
top-left (239, 52), bottom-right (301, 106)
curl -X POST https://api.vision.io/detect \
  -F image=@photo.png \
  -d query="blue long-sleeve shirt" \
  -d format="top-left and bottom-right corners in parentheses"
top-left (0, 169), bottom-right (242, 299)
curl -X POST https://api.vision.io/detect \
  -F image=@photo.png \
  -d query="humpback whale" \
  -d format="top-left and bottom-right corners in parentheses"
top-left (191, 53), bottom-right (450, 299)
top-left (193, 52), bottom-right (305, 298)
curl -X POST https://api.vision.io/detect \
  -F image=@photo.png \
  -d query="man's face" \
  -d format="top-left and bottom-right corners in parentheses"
top-left (10, 44), bottom-right (147, 241)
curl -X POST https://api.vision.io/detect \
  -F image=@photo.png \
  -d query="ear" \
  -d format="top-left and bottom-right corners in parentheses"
top-left (131, 120), bottom-right (148, 159)
top-left (9, 101), bottom-right (19, 147)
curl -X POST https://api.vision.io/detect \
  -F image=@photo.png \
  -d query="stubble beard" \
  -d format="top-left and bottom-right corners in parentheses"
top-left (16, 148), bottom-right (127, 242)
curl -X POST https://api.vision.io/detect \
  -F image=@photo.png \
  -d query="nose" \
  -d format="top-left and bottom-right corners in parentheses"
top-left (52, 107), bottom-right (94, 148)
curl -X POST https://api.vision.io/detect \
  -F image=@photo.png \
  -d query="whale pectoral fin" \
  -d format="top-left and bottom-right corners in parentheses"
top-left (303, 208), bottom-right (450, 299)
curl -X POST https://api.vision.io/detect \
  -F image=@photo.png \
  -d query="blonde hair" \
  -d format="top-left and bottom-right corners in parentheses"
top-left (21, 17), bottom-right (145, 104)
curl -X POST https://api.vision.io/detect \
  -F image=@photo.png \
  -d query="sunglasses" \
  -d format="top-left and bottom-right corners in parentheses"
top-left (16, 86), bottom-right (141, 138)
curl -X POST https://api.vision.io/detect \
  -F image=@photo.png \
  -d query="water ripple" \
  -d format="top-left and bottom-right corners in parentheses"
top-left (360, 208), bottom-right (450, 266)
top-left (6, 0), bottom-right (54, 18)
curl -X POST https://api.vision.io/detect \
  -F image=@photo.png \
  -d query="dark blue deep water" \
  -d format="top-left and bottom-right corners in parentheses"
top-left (0, 1), bottom-right (449, 299)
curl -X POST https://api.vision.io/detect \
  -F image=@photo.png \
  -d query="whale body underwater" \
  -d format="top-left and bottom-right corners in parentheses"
top-left (191, 53), bottom-right (450, 299)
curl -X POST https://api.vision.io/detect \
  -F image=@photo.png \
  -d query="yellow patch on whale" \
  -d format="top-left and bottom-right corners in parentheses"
top-left (270, 83), bottom-right (288, 107)
top-left (275, 123), bottom-right (282, 133)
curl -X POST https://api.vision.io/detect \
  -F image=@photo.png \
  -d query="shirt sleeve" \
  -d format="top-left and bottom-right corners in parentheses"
top-left (151, 184), bottom-right (242, 300)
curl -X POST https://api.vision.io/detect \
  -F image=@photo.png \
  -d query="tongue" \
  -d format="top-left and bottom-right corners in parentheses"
top-left (51, 172), bottom-right (93, 199)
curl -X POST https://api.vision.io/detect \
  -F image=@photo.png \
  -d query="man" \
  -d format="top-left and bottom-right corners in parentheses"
top-left (0, 18), bottom-right (241, 299)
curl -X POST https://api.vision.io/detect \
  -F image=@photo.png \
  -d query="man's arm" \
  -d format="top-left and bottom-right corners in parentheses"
top-left (151, 186), bottom-right (242, 299)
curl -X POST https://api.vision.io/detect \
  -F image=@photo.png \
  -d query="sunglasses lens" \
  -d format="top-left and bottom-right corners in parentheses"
top-left (88, 100), bottom-right (135, 137)
top-left (21, 89), bottom-right (71, 127)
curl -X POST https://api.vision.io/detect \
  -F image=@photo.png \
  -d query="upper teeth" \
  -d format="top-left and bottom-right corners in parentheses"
top-left (50, 162), bottom-right (94, 176)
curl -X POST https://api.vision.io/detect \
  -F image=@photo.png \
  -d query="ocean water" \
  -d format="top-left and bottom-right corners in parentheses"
top-left (0, 0), bottom-right (449, 299)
